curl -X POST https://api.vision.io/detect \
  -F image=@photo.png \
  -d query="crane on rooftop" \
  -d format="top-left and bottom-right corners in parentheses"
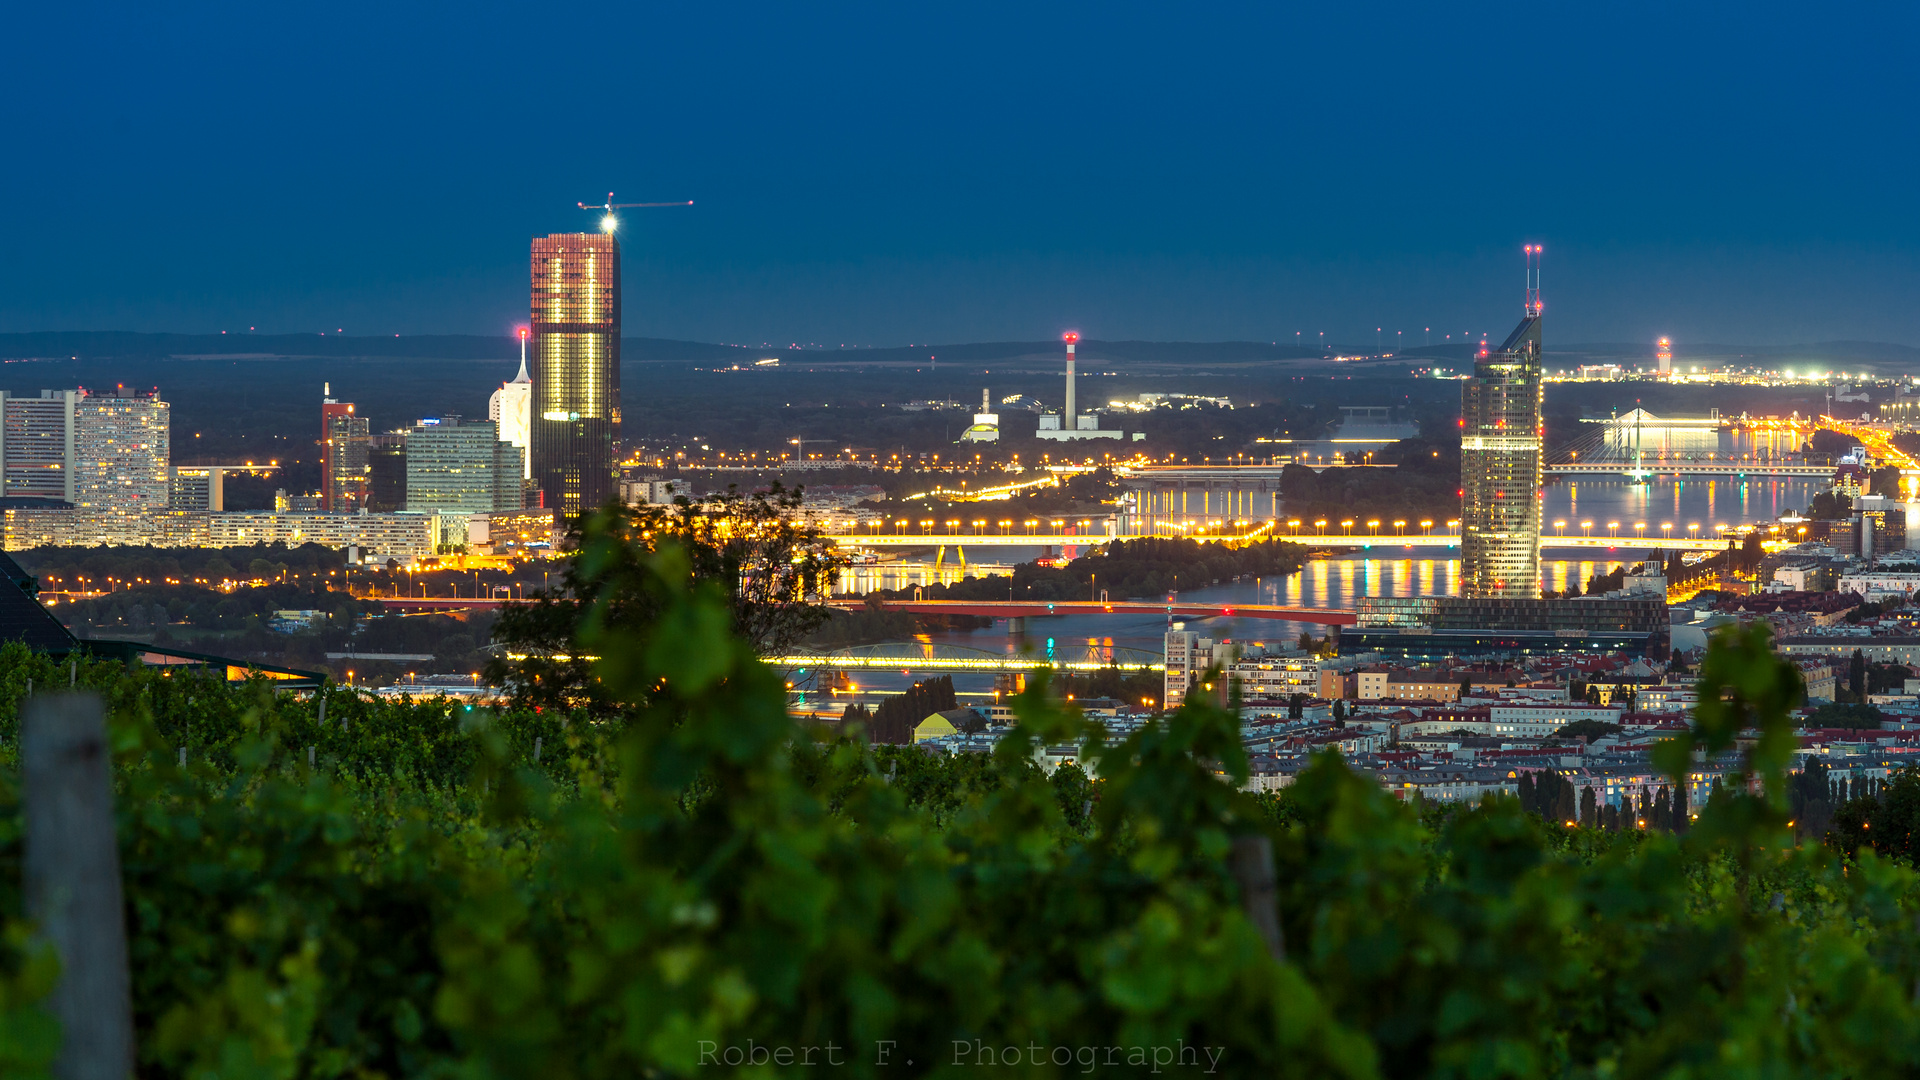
top-left (579, 192), bottom-right (693, 232)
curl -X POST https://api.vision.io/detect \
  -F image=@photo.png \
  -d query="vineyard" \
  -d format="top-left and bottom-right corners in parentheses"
top-left (0, 525), bottom-right (1918, 1076)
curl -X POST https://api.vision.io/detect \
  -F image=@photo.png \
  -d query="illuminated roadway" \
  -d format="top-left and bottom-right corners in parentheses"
top-left (827, 532), bottom-right (1734, 551)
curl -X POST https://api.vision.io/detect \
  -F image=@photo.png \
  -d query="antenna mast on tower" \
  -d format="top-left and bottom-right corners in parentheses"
top-left (1524, 244), bottom-right (1544, 317)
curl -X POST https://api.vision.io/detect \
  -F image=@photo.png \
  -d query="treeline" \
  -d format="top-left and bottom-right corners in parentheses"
top-left (1517, 769), bottom-right (1689, 830)
top-left (12, 542), bottom-right (350, 587)
top-left (840, 675), bottom-right (961, 744)
top-left (1276, 437), bottom-right (1460, 527)
top-left (882, 536), bottom-right (1308, 603)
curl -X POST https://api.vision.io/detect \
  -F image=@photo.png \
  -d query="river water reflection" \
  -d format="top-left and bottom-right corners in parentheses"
top-left (804, 477), bottom-right (1817, 706)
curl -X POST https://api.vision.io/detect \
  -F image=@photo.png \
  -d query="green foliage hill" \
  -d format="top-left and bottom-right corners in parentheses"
top-left (0, 528), bottom-right (1917, 1075)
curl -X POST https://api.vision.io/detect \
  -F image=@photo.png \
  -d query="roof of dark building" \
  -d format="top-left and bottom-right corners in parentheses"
top-left (0, 551), bottom-right (79, 654)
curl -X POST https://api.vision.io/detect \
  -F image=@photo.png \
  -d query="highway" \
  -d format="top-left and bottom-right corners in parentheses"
top-left (825, 531), bottom-right (1734, 551)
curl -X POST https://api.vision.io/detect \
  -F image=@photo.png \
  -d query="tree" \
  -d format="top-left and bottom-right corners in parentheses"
top-left (1459, 675), bottom-right (1472, 697)
top-left (1579, 785), bottom-right (1597, 828)
top-left (864, 676), bottom-right (959, 744)
top-left (1288, 693), bottom-right (1304, 720)
top-left (1850, 649), bottom-right (1868, 701)
top-left (1551, 775), bottom-right (1577, 825)
top-left (486, 489), bottom-right (843, 714)
top-left (1554, 718), bottom-right (1622, 742)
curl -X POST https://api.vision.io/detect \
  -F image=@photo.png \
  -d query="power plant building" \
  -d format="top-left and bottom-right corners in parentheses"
top-left (530, 232), bottom-right (621, 518)
top-left (1459, 254), bottom-right (1545, 598)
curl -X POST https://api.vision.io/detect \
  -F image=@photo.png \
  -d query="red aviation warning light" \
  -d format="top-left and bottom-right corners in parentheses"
top-left (1063, 332), bottom-right (1080, 345)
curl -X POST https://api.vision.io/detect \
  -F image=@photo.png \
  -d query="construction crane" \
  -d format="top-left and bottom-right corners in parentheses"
top-left (579, 192), bottom-right (693, 232)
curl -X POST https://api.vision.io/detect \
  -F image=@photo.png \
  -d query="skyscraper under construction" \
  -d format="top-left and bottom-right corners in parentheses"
top-left (1459, 247), bottom-right (1545, 598)
top-left (530, 231), bottom-right (621, 519)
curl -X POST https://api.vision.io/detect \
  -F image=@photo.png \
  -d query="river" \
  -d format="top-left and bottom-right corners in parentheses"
top-left (798, 477), bottom-right (1822, 710)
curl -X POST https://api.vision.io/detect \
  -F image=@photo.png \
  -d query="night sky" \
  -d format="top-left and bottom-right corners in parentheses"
top-left (4, 1), bottom-right (1916, 347)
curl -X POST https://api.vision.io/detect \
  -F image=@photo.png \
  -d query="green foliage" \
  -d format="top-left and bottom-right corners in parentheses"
top-left (10, 533), bottom-right (1920, 1075)
top-left (1808, 701), bottom-right (1885, 729)
top-left (1552, 718), bottom-right (1622, 741)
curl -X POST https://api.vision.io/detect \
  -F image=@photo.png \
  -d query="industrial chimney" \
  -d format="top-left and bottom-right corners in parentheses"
top-left (1063, 332), bottom-right (1080, 429)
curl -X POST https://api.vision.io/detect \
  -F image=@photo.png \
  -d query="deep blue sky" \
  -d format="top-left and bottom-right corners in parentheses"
top-left (4, 1), bottom-right (1916, 347)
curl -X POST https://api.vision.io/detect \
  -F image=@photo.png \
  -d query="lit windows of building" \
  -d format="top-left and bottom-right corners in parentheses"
top-left (530, 232), bottom-right (621, 520)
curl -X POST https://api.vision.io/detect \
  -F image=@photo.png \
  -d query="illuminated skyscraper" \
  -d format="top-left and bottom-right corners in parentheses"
top-left (530, 232), bottom-right (620, 518)
top-left (489, 328), bottom-right (534, 480)
top-left (321, 386), bottom-right (370, 512)
top-left (1460, 247), bottom-right (1545, 599)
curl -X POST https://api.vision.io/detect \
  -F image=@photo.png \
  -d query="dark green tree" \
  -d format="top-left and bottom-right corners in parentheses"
top-left (486, 488), bottom-right (843, 714)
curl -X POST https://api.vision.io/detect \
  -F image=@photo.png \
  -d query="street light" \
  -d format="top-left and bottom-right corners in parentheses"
top-left (1553, 519), bottom-right (1567, 536)
top-left (1581, 520), bottom-right (1594, 537)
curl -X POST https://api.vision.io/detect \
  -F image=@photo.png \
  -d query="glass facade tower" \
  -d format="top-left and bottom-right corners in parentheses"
top-left (1459, 312), bottom-right (1544, 598)
top-left (530, 232), bottom-right (620, 519)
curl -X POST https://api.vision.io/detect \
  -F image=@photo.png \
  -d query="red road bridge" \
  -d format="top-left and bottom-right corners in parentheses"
top-left (831, 598), bottom-right (1356, 626)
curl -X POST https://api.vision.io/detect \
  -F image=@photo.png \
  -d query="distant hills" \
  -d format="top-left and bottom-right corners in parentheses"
top-left (0, 331), bottom-right (1914, 372)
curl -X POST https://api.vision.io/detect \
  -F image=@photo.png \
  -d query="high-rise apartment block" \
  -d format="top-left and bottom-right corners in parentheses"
top-left (1459, 253), bottom-right (1545, 599)
top-left (404, 417), bottom-right (526, 518)
top-left (72, 388), bottom-right (170, 512)
top-left (0, 390), bottom-right (78, 501)
top-left (530, 232), bottom-right (621, 518)
top-left (0, 388), bottom-right (169, 511)
top-left (321, 389), bottom-right (371, 511)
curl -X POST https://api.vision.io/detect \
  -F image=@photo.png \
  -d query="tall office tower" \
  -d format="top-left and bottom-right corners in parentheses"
top-left (71, 387), bottom-right (169, 512)
top-left (489, 328), bottom-right (534, 479)
top-left (1656, 337), bottom-right (1672, 375)
top-left (367, 433), bottom-right (408, 512)
top-left (1459, 247), bottom-right (1546, 599)
top-left (321, 386), bottom-right (372, 511)
top-left (530, 232), bottom-right (621, 518)
top-left (0, 390), bottom-right (79, 501)
top-left (318, 386), bottom-right (366, 507)
top-left (405, 417), bottom-right (526, 517)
